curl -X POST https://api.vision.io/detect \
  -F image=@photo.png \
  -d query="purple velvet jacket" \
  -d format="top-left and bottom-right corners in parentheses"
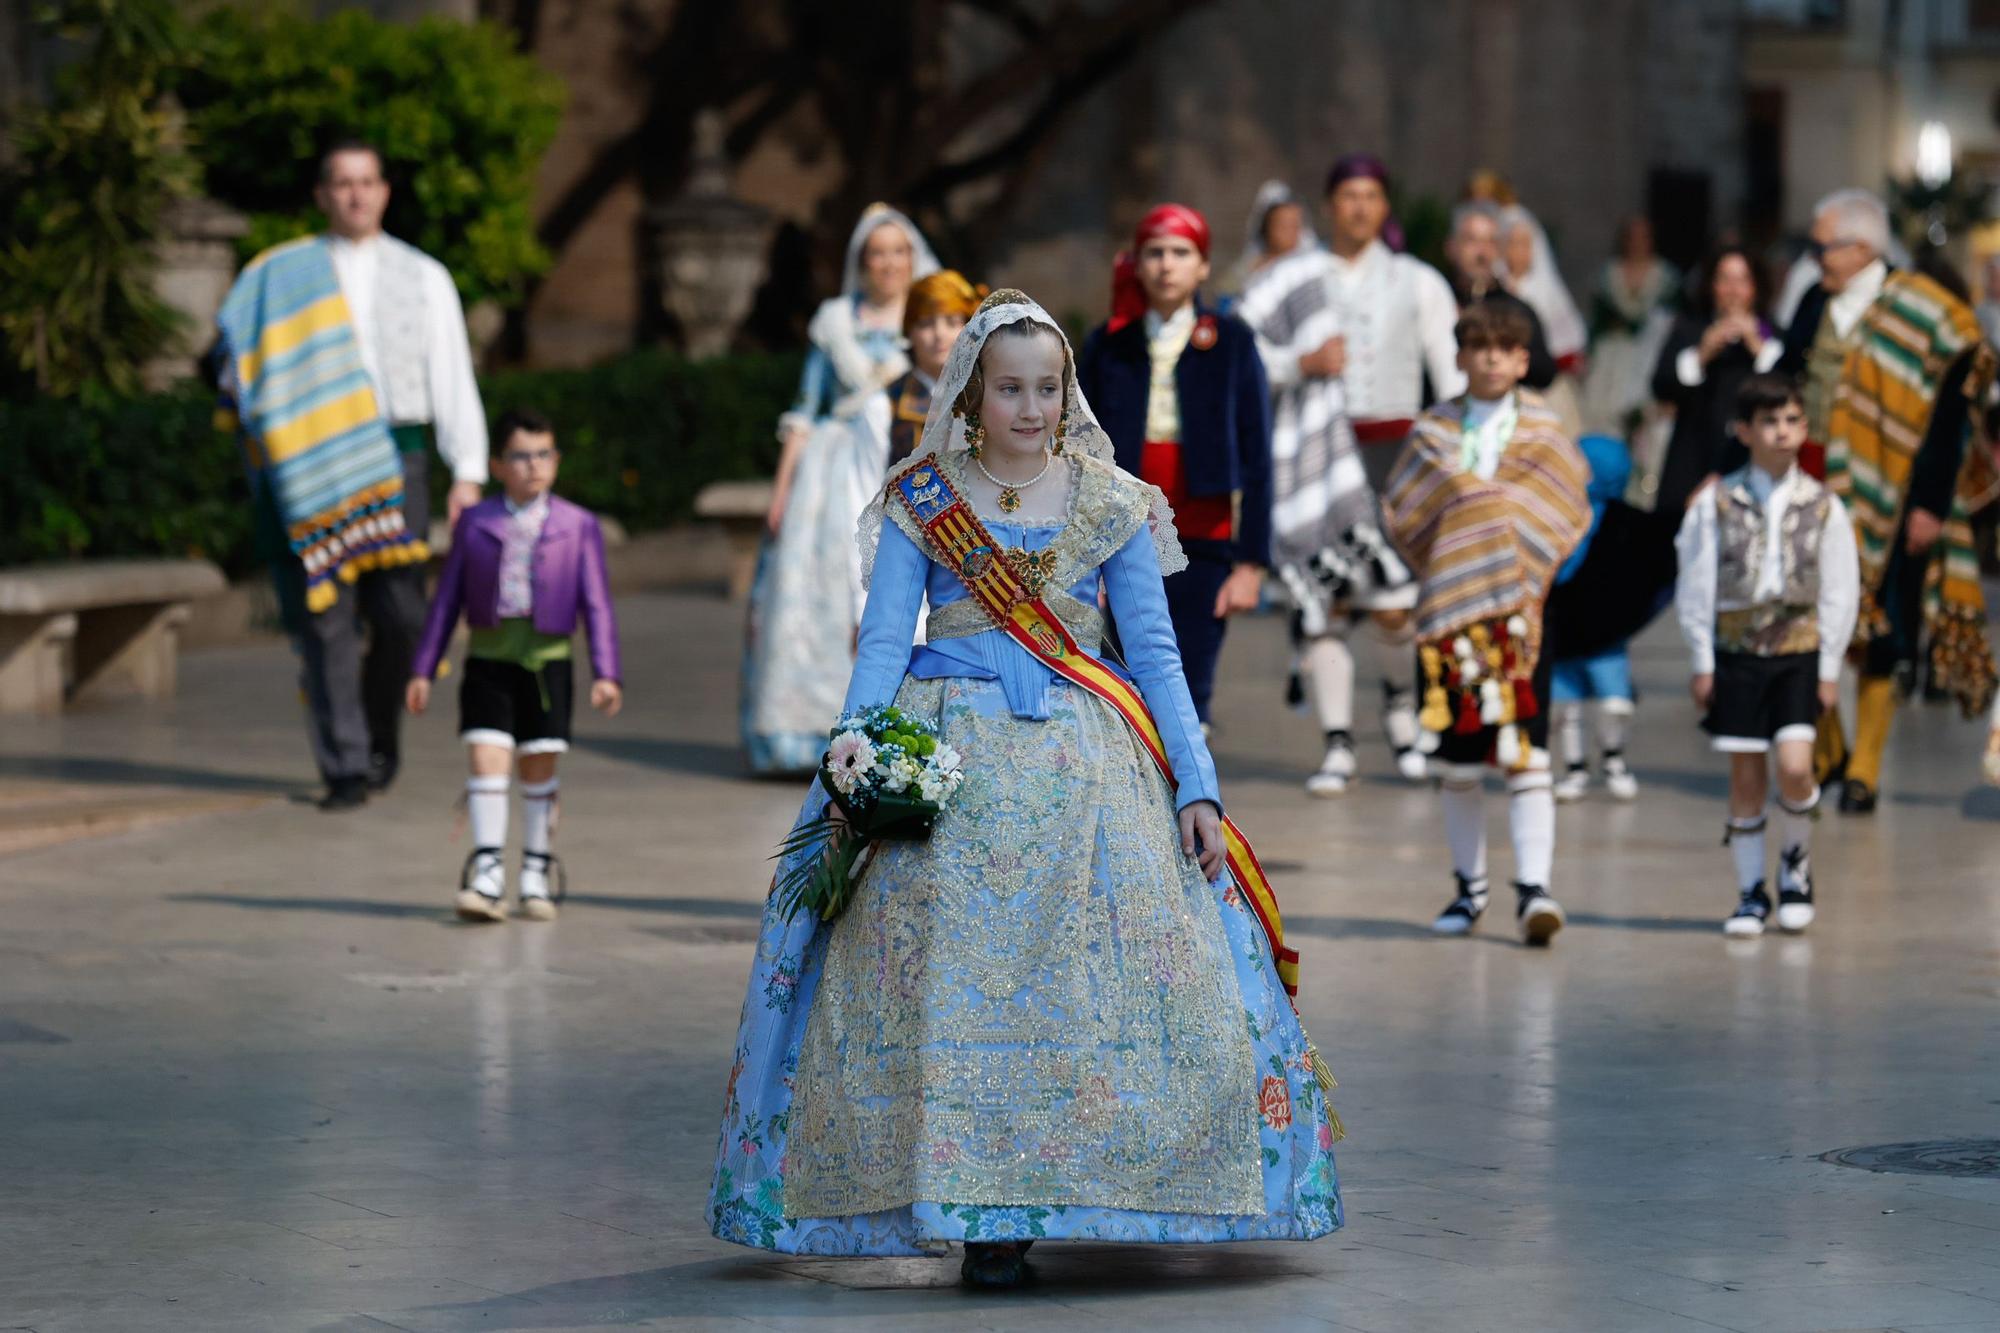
top-left (411, 493), bottom-right (622, 683)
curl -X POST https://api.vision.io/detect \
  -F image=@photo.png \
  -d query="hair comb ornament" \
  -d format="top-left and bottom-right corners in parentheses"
top-left (979, 287), bottom-right (1031, 313)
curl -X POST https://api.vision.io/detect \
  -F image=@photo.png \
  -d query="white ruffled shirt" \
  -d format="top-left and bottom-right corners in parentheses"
top-left (1674, 464), bottom-right (1860, 683)
top-left (327, 233), bottom-right (489, 484)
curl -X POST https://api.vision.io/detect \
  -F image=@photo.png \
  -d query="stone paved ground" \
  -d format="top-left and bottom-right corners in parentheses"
top-left (4, 592), bottom-right (1999, 1332)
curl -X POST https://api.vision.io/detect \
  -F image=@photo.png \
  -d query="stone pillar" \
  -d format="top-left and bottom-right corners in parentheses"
top-left (647, 109), bottom-right (771, 360)
top-left (145, 196), bottom-right (250, 390)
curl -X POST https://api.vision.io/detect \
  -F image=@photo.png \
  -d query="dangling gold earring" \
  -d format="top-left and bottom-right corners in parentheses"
top-left (1052, 407), bottom-right (1070, 456)
top-left (962, 411), bottom-right (984, 458)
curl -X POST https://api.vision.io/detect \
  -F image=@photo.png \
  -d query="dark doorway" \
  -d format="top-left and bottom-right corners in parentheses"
top-left (1744, 86), bottom-right (1787, 252)
top-left (1647, 168), bottom-right (1714, 274)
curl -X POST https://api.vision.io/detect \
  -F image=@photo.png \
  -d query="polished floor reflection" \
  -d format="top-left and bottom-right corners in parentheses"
top-left (3, 593), bottom-right (1998, 1332)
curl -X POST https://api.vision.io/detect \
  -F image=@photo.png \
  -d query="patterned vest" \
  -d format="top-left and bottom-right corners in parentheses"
top-left (1802, 311), bottom-right (1859, 446)
top-left (1713, 471), bottom-right (1830, 656)
top-left (372, 236), bottom-right (434, 425)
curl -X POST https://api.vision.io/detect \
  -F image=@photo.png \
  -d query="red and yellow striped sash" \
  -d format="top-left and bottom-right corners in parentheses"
top-left (892, 462), bottom-right (1301, 997)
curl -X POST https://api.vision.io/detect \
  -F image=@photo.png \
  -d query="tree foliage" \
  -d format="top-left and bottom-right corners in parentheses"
top-left (524, 0), bottom-right (1218, 335)
top-left (175, 5), bottom-right (564, 307)
top-left (0, 0), bottom-right (197, 398)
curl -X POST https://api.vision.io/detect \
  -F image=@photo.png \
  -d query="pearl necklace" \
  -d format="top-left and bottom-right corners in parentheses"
top-left (973, 448), bottom-right (1054, 514)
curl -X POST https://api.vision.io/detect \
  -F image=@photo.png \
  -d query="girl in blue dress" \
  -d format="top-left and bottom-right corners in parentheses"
top-left (741, 205), bottom-right (940, 774)
top-left (709, 291), bottom-right (1341, 1286)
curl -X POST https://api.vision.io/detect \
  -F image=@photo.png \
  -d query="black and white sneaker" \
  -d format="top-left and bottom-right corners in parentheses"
top-left (1305, 733), bottom-right (1357, 798)
top-left (1514, 882), bottom-right (1565, 946)
top-left (455, 847), bottom-right (508, 923)
top-left (1602, 752), bottom-right (1638, 802)
top-left (1432, 875), bottom-right (1489, 935)
top-left (1724, 882), bottom-right (1772, 938)
top-left (1775, 848), bottom-right (1815, 933)
top-left (1553, 763), bottom-right (1591, 803)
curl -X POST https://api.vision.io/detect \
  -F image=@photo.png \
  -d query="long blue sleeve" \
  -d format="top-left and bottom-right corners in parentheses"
top-left (790, 344), bottom-right (833, 420)
top-left (1101, 529), bottom-right (1223, 811)
top-left (841, 520), bottom-right (927, 717)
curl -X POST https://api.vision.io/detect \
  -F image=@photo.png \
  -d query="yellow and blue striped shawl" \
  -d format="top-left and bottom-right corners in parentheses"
top-left (218, 237), bottom-right (427, 613)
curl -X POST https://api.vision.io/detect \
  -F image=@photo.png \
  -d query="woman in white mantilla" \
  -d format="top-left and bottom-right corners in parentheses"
top-left (1580, 216), bottom-right (1680, 438)
top-left (741, 204), bottom-right (941, 774)
top-left (708, 291), bottom-right (1342, 1285)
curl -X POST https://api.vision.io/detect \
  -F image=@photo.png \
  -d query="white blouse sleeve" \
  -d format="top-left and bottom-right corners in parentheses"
top-left (1674, 487), bottom-right (1719, 676)
top-left (424, 260), bottom-right (490, 484)
top-left (1414, 261), bottom-right (1469, 402)
top-left (1816, 496), bottom-right (1860, 683)
top-left (1675, 345), bottom-right (1706, 388)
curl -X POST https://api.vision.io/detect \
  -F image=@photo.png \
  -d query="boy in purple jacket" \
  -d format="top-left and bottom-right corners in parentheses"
top-left (406, 408), bottom-right (623, 923)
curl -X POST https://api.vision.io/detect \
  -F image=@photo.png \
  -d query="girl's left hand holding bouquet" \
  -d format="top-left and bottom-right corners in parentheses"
top-left (772, 704), bottom-right (966, 921)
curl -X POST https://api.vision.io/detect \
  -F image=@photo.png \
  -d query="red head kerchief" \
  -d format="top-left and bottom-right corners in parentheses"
top-left (1109, 203), bottom-right (1213, 333)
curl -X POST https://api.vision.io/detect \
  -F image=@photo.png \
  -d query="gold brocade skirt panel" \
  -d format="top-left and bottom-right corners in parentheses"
top-left (783, 674), bottom-right (1265, 1218)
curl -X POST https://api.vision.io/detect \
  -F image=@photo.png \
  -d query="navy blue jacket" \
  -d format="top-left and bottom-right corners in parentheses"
top-left (1077, 302), bottom-right (1274, 567)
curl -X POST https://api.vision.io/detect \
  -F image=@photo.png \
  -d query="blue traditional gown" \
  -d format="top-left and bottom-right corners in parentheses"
top-left (709, 451), bottom-right (1342, 1254)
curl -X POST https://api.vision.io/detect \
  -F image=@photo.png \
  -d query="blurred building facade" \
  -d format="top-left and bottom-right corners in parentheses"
top-left (1745, 0), bottom-right (2000, 242)
top-left (11, 0), bottom-right (2000, 364)
top-left (510, 0), bottom-right (1746, 365)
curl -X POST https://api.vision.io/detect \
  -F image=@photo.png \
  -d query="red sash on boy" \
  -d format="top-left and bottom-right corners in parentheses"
top-left (1137, 442), bottom-right (1235, 541)
top-left (891, 459), bottom-right (1300, 997)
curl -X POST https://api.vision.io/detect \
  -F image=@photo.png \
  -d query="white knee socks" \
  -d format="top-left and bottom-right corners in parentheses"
top-left (521, 778), bottom-right (558, 856)
top-left (1507, 769), bottom-right (1556, 887)
top-left (467, 775), bottom-right (509, 852)
top-left (520, 778), bottom-right (560, 900)
top-left (1596, 699), bottom-right (1632, 758)
top-left (1365, 618), bottom-right (1421, 750)
top-left (1726, 814), bottom-right (1767, 891)
top-left (1774, 786), bottom-right (1816, 858)
top-left (1304, 634), bottom-right (1355, 735)
top-left (1440, 774), bottom-right (1487, 885)
top-left (1557, 704), bottom-right (1587, 771)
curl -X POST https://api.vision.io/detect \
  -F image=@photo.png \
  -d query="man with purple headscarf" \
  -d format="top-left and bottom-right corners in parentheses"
top-left (1236, 153), bottom-right (1463, 792)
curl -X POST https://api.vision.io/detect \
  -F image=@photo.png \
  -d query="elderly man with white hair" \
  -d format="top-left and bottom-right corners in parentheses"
top-left (1776, 188), bottom-right (1998, 813)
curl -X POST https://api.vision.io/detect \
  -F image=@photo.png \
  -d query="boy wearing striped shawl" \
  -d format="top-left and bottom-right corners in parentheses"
top-left (1384, 303), bottom-right (1591, 945)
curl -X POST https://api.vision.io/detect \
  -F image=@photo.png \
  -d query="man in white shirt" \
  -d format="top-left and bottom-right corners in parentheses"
top-left (1248, 154), bottom-right (1465, 786)
top-left (265, 141), bottom-right (490, 808)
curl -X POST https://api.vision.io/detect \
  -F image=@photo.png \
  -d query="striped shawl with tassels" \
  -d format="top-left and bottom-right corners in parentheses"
top-left (1383, 391), bottom-right (1591, 668)
top-left (218, 236), bottom-right (428, 614)
top-left (1827, 268), bottom-right (1999, 716)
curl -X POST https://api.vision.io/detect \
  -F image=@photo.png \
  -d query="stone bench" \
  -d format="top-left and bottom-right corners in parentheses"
top-left (694, 480), bottom-right (774, 600)
top-left (0, 559), bottom-right (226, 715)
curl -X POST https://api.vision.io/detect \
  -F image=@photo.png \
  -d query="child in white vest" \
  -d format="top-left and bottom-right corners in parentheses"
top-left (1675, 374), bottom-right (1859, 936)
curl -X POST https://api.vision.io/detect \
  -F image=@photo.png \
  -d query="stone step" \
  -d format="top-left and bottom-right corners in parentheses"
top-left (0, 781), bottom-right (275, 856)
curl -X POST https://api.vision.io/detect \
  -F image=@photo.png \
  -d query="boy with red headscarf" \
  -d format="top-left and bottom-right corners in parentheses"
top-left (1078, 203), bottom-right (1274, 726)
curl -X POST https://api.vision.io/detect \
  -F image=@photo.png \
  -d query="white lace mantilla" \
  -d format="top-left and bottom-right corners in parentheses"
top-left (857, 290), bottom-right (1188, 588)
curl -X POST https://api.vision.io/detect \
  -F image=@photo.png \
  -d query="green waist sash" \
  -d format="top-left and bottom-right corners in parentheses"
top-left (469, 617), bottom-right (572, 670)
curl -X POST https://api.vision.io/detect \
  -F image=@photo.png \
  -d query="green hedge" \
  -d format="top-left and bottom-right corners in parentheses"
top-left (481, 349), bottom-right (799, 530)
top-left (1, 349), bottom-right (802, 578)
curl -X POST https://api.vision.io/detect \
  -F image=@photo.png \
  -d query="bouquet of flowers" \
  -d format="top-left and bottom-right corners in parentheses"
top-left (771, 704), bottom-right (966, 923)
